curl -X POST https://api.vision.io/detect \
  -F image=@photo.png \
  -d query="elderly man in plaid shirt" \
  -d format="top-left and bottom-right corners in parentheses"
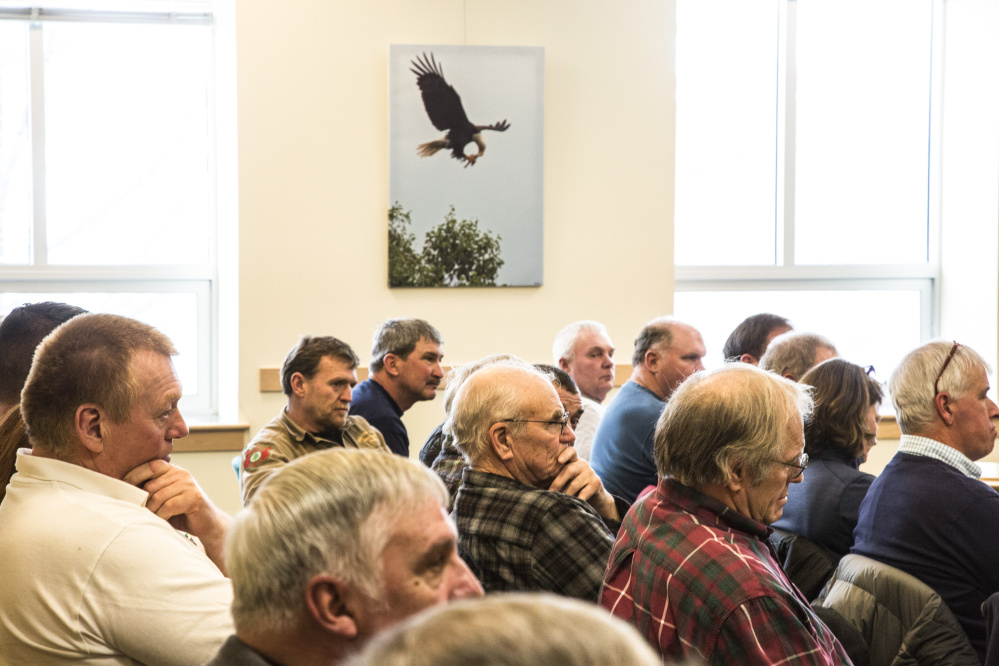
top-left (448, 361), bottom-right (622, 602)
top-left (601, 363), bottom-right (850, 665)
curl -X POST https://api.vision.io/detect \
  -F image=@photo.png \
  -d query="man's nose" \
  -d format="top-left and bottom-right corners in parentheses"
top-left (449, 557), bottom-right (484, 599)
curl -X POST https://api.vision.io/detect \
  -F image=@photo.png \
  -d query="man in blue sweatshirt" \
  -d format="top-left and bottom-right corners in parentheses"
top-left (853, 340), bottom-right (999, 662)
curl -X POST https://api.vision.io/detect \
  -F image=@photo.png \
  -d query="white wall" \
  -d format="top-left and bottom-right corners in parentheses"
top-left (235, 1), bottom-right (677, 455)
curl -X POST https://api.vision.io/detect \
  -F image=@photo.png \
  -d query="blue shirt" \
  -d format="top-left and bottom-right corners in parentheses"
top-left (772, 448), bottom-right (874, 559)
top-left (589, 381), bottom-right (663, 504)
top-left (350, 378), bottom-right (409, 456)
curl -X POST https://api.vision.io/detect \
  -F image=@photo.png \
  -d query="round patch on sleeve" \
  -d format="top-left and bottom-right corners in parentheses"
top-left (243, 446), bottom-right (271, 470)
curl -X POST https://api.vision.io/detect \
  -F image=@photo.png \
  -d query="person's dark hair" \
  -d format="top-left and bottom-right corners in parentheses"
top-left (800, 359), bottom-right (884, 459)
top-left (369, 319), bottom-right (442, 373)
top-left (0, 302), bottom-right (87, 407)
top-left (533, 364), bottom-right (579, 395)
top-left (0, 407), bottom-right (28, 506)
top-left (723, 313), bottom-right (792, 362)
top-left (280, 336), bottom-right (359, 396)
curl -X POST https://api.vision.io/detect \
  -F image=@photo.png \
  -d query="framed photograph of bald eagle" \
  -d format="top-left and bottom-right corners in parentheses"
top-left (388, 44), bottom-right (545, 288)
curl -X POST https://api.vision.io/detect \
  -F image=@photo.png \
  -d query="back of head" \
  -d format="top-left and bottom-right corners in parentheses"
top-left (227, 448), bottom-right (448, 634)
top-left (800, 359), bottom-right (883, 458)
top-left (723, 313), bottom-right (792, 362)
top-left (631, 316), bottom-right (678, 367)
top-left (442, 354), bottom-right (520, 414)
top-left (20, 313), bottom-right (175, 454)
top-left (280, 335), bottom-right (359, 396)
top-left (369, 318), bottom-right (442, 373)
top-left (0, 301), bottom-right (87, 408)
top-left (346, 592), bottom-right (662, 666)
top-left (552, 320), bottom-right (608, 364)
top-left (890, 341), bottom-right (989, 435)
top-left (445, 361), bottom-right (545, 464)
top-left (534, 363), bottom-right (579, 395)
top-left (656, 363), bottom-right (813, 487)
top-left (759, 331), bottom-right (837, 381)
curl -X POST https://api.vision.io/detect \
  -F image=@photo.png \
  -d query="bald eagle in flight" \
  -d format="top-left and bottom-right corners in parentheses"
top-left (411, 52), bottom-right (510, 168)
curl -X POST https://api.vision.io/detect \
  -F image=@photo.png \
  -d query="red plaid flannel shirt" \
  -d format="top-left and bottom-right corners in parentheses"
top-left (601, 478), bottom-right (851, 665)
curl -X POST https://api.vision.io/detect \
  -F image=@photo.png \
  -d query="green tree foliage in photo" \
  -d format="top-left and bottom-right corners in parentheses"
top-left (389, 203), bottom-right (505, 287)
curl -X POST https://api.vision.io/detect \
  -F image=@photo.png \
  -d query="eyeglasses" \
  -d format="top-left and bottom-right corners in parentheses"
top-left (864, 365), bottom-right (876, 377)
top-left (501, 413), bottom-right (570, 436)
top-left (934, 341), bottom-right (961, 396)
top-left (771, 452), bottom-right (809, 479)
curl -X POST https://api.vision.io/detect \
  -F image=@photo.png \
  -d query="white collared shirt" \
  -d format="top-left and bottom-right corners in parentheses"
top-left (897, 434), bottom-right (982, 479)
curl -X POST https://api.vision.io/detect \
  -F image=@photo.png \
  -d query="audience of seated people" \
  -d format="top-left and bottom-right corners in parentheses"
top-left (8, 298), bottom-right (999, 665)
top-left (760, 330), bottom-right (839, 381)
top-left (591, 316), bottom-right (706, 504)
top-left (552, 320), bottom-right (617, 459)
top-left (448, 361), bottom-right (620, 601)
top-left (210, 448), bottom-right (481, 665)
top-left (350, 318), bottom-right (444, 457)
top-left (773, 358), bottom-right (883, 560)
top-left (601, 363), bottom-right (851, 664)
top-left (0, 313), bottom-right (234, 664)
top-left (853, 340), bottom-right (999, 662)
top-left (723, 312), bottom-right (793, 365)
top-left (239, 335), bottom-right (388, 504)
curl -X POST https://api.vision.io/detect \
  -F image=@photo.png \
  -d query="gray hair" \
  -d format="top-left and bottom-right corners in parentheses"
top-left (369, 318), bottom-right (442, 373)
top-left (445, 362), bottom-right (548, 464)
top-left (631, 316), bottom-right (679, 367)
top-left (551, 320), bottom-right (609, 365)
top-left (442, 354), bottom-right (520, 415)
top-left (345, 593), bottom-right (662, 666)
top-left (759, 331), bottom-right (837, 381)
top-left (227, 448), bottom-right (448, 634)
top-left (890, 341), bottom-right (991, 435)
top-left (655, 363), bottom-right (813, 488)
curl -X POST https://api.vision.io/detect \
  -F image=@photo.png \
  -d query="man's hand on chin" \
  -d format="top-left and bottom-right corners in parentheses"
top-left (123, 459), bottom-right (232, 575)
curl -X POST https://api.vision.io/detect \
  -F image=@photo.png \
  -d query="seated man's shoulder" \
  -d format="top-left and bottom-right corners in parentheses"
top-left (342, 414), bottom-right (390, 451)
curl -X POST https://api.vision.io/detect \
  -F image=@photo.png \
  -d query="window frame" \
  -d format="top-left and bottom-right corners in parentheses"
top-left (0, 3), bottom-right (219, 415)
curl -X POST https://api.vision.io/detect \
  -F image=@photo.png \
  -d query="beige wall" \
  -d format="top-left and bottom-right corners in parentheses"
top-left (235, 3), bottom-right (676, 456)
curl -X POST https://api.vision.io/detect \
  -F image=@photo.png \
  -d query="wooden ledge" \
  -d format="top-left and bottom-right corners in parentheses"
top-left (174, 422), bottom-right (250, 452)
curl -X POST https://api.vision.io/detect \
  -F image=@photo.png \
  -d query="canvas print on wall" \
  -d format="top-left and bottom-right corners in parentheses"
top-left (388, 44), bottom-right (545, 288)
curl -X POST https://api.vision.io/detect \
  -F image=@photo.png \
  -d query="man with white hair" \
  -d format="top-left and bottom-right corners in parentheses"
top-left (209, 448), bottom-right (482, 665)
top-left (590, 317), bottom-right (706, 504)
top-left (552, 320), bottom-right (616, 459)
top-left (853, 341), bottom-right (999, 661)
top-left (449, 362), bottom-right (620, 601)
top-left (601, 364), bottom-right (848, 664)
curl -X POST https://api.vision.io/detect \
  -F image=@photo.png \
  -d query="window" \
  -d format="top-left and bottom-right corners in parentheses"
top-left (673, 0), bottom-right (941, 378)
top-left (0, 3), bottom-right (219, 413)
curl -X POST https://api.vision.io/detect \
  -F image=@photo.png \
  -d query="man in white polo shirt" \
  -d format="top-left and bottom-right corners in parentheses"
top-left (0, 313), bottom-right (233, 665)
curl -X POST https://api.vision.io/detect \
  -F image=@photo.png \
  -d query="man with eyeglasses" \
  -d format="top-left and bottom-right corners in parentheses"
top-left (601, 364), bottom-right (850, 664)
top-left (852, 341), bottom-right (999, 662)
top-left (448, 362), bottom-right (621, 601)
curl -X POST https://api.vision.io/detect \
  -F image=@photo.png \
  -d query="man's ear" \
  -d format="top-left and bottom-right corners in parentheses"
top-left (75, 405), bottom-right (104, 455)
top-left (935, 392), bottom-right (956, 425)
top-left (726, 459), bottom-right (748, 493)
top-left (382, 353), bottom-right (403, 378)
top-left (305, 575), bottom-right (360, 639)
top-left (290, 372), bottom-right (308, 398)
top-left (558, 357), bottom-right (571, 373)
top-left (644, 348), bottom-right (661, 372)
top-left (488, 422), bottom-right (514, 462)
top-left (739, 353), bottom-right (757, 365)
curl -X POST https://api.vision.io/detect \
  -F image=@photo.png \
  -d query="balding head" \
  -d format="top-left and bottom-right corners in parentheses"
top-left (759, 331), bottom-right (838, 382)
top-left (631, 317), bottom-right (706, 400)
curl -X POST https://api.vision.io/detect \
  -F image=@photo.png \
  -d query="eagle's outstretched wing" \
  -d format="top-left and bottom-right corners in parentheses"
top-left (411, 52), bottom-right (472, 133)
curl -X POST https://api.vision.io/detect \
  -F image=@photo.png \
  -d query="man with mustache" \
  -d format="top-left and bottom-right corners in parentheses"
top-left (351, 318), bottom-right (444, 457)
top-left (240, 335), bottom-right (388, 504)
top-left (449, 362), bottom-right (620, 602)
